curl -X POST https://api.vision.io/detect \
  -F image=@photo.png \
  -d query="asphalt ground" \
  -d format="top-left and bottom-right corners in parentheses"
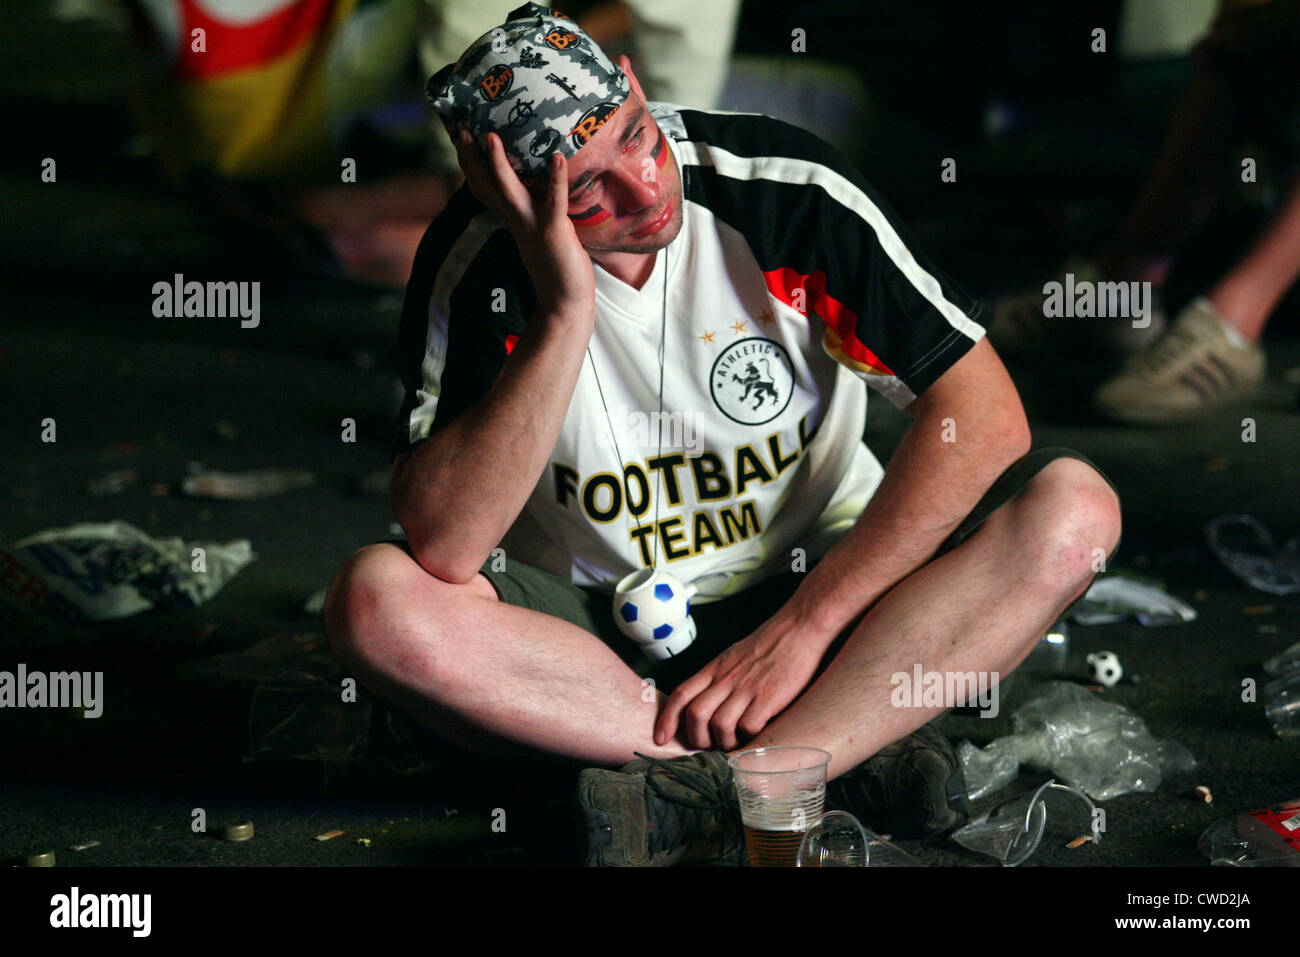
top-left (2, 0), bottom-right (1298, 872)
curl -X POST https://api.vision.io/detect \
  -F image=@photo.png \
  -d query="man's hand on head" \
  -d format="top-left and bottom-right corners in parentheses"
top-left (451, 129), bottom-right (595, 316)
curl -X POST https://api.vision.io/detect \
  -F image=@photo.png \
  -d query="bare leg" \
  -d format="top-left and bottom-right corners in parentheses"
top-left (1095, 53), bottom-right (1233, 285)
top-left (292, 171), bottom-right (461, 287)
top-left (327, 461), bottom-right (1117, 780)
top-left (744, 458), bottom-right (1121, 780)
top-left (1206, 169), bottom-right (1300, 343)
top-left (323, 544), bottom-right (692, 767)
top-left (1095, 3), bottom-right (1300, 285)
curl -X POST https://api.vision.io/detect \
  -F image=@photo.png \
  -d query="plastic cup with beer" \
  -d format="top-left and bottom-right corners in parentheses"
top-left (728, 746), bottom-right (831, 867)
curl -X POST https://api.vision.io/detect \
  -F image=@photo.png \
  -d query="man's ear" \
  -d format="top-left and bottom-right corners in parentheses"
top-left (617, 54), bottom-right (647, 104)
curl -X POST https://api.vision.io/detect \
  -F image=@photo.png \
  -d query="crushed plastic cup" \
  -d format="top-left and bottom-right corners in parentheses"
top-left (796, 810), bottom-right (869, 867)
top-left (1071, 573), bottom-right (1196, 626)
top-left (1262, 671), bottom-right (1300, 738)
top-left (1264, 640), bottom-right (1300, 677)
top-left (1204, 514), bottom-right (1300, 596)
top-left (1198, 799), bottom-right (1300, 866)
top-left (859, 828), bottom-right (927, 867)
top-left (950, 780), bottom-right (1098, 866)
top-left (957, 739), bottom-right (1020, 802)
top-left (796, 812), bottom-right (926, 867)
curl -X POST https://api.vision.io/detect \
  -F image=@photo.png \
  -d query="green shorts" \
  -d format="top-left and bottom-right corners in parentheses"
top-left (387, 446), bottom-right (1115, 695)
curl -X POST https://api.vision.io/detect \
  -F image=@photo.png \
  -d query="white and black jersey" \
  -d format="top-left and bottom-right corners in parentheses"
top-left (393, 103), bottom-right (986, 603)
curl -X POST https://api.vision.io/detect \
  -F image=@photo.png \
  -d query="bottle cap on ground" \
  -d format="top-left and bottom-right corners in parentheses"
top-left (221, 820), bottom-right (254, 842)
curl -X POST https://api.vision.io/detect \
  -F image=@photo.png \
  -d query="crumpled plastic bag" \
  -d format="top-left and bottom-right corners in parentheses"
top-left (1205, 514), bottom-right (1300, 596)
top-left (1070, 573), bottom-right (1196, 626)
top-left (951, 780), bottom-right (1098, 866)
top-left (959, 681), bottom-right (1196, 801)
top-left (0, 520), bottom-right (253, 624)
top-left (957, 739), bottom-right (1021, 802)
top-left (1265, 641), bottom-right (1300, 678)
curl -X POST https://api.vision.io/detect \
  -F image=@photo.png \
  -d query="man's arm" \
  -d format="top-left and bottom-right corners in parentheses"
top-left (391, 307), bottom-right (594, 584)
top-left (391, 132), bottom-right (597, 584)
top-left (776, 338), bottom-right (1030, 640)
top-left (653, 339), bottom-right (1029, 748)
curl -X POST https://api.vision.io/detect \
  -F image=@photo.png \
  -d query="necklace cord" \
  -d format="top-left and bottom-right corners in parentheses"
top-left (585, 242), bottom-right (669, 571)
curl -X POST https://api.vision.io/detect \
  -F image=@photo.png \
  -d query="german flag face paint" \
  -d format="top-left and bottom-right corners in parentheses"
top-left (570, 204), bottom-right (611, 227)
top-left (569, 117), bottom-right (667, 227)
top-left (650, 129), bottom-right (667, 170)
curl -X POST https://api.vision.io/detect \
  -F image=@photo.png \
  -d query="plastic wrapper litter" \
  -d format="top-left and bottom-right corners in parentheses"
top-left (958, 681), bottom-right (1195, 802)
top-left (0, 520), bottom-right (253, 629)
top-left (1070, 573), bottom-right (1196, 626)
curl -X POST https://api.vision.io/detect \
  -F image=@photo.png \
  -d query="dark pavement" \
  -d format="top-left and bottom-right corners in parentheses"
top-left (1, 0), bottom-right (1298, 868)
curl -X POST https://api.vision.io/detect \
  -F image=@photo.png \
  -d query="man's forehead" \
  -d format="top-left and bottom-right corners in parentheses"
top-left (521, 100), bottom-right (649, 197)
top-left (565, 102), bottom-right (648, 186)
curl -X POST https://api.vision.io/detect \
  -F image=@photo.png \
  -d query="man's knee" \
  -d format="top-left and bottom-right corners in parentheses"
top-left (1014, 457), bottom-right (1122, 591)
top-left (323, 543), bottom-right (497, 672)
top-left (323, 542), bottom-right (421, 667)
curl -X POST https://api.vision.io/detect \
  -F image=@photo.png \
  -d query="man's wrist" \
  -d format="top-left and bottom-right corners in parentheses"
top-left (536, 291), bottom-right (595, 322)
top-left (771, 574), bottom-right (868, 651)
top-left (786, 535), bottom-right (910, 639)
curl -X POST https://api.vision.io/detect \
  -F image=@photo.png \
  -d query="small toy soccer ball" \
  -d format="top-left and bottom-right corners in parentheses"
top-left (613, 569), bottom-right (698, 660)
top-left (1086, 651), bottom-right (1123, 687)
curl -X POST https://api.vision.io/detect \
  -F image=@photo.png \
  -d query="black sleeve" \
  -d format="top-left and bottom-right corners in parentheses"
top-left (677, 110), bottom-right (986, 408)
top-left (391, 190), bottom-right (538, 462)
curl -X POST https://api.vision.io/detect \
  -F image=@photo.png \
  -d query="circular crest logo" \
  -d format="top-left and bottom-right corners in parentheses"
top-left (710, 338), bottom-right (794, 425)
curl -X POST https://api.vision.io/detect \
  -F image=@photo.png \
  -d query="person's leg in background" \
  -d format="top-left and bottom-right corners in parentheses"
top-left (1089, 3), bottom-right (1300, 423)
top-left (619, 0), bottom-right (741, 110)
top-left (1096, 1), bottom-right (1300, 285)
top-left (1094, 166), bottom-right (1300, 422)
top-left (991, 0), bottom-right (1300, 360)
top-left (1200, 167), bottom-right (1300, 345)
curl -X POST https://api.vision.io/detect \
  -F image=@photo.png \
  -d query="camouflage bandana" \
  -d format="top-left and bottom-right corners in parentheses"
top-left (427, 3), bottom-right (631, 184)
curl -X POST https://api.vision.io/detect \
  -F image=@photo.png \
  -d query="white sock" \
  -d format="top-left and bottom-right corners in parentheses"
top-left (1197, 297), bottom-right (1249, 349)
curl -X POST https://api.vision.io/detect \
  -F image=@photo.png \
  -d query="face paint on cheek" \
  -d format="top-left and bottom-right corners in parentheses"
top-left (570, 204), bottom-right (611, 227)
top-left (651, 130), bottom-right (668, 170)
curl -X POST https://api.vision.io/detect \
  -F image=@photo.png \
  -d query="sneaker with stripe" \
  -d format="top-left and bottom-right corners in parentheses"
top-left (1092, 298), bottom-right (1265, 424)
